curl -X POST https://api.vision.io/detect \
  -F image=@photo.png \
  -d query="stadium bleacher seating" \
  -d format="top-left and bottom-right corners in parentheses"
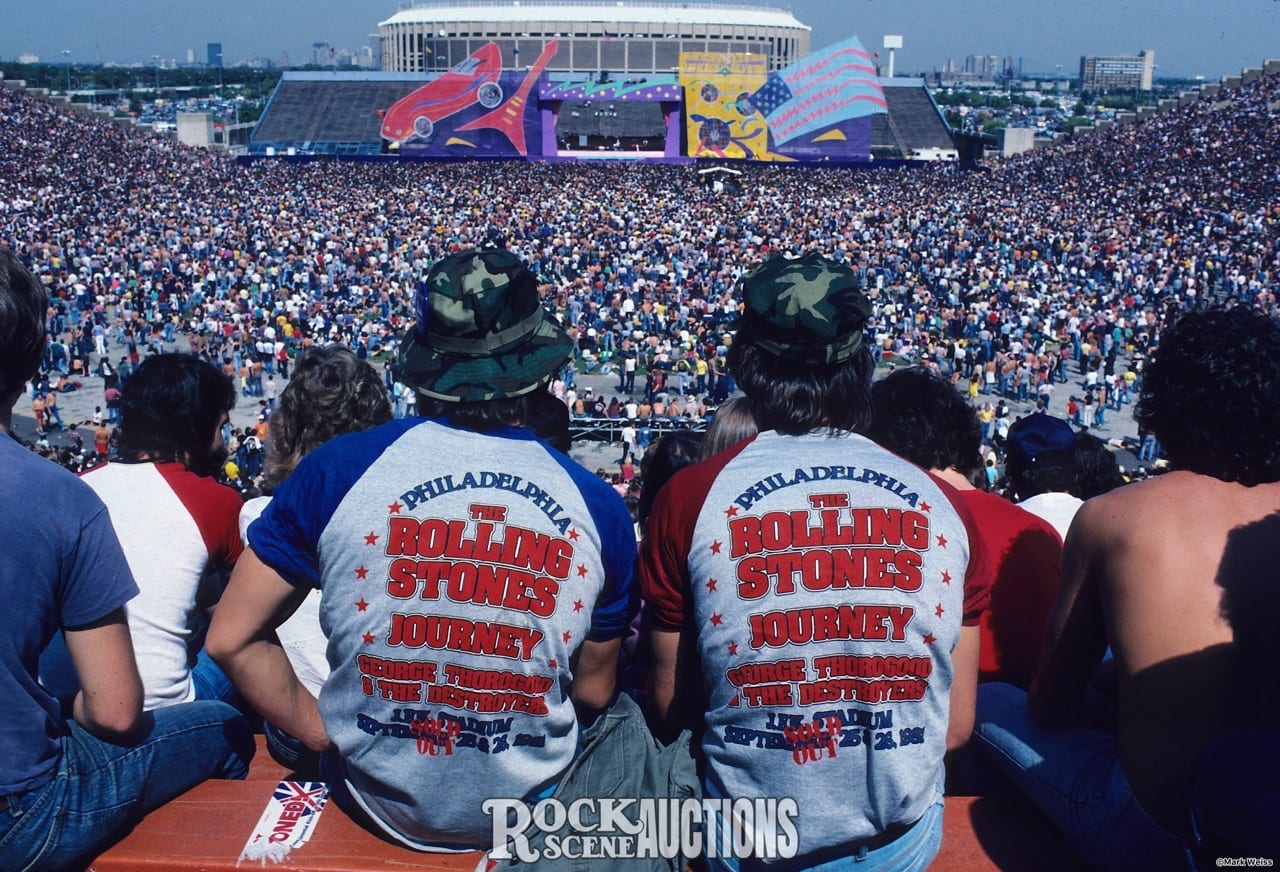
top-left (872, 85), bottom-right (956, 158)
top-left (252, 81), bottom-right (419, 152)
top-left (91, 739), bottom-right (1081, 871)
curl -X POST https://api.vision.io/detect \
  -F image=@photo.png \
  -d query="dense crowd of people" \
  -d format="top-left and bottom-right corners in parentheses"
top-left (1, 65), bottom-right (1278, 870)
top-left (3, 72), bottom-right (1277, 433)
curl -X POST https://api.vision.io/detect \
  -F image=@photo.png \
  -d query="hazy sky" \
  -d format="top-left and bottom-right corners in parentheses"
top-left (6, 0), bottom-right (1277, 79)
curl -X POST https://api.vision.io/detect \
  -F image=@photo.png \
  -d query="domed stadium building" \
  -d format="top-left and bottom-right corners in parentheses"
top-left (378, 1), bottom-right (811, 74)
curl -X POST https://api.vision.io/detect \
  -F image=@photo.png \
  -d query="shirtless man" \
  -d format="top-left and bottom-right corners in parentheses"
top-left (974, 307), bottom-right (1280, 868)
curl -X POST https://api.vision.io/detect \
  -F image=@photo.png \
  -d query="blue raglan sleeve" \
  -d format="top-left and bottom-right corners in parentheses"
top-left (586, 496), bottom-right (639, 642)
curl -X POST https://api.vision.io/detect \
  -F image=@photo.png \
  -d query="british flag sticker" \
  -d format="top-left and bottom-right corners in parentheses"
top-left (239, 780), bottom-right (331, 864)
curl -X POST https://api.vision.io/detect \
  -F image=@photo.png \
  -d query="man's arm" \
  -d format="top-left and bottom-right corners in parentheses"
top-left (64, 607), bottom-right (144, 742)
top-left (946, 624), bottom-right (980, 750)
top-left (1028, 500), bottom-right (1111, 727)
top-left (647, 628), bottom-right (704, 743)
top-left (206, 548), bottom-right (331, 751)
top-left (569, 638), bottom-right (622, 727)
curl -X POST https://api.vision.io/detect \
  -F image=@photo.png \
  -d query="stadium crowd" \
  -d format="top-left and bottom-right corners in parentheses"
top-left (3, 71), bottom-right (1277, 451)
top-left (0, 64), bottom-right (1278, 870)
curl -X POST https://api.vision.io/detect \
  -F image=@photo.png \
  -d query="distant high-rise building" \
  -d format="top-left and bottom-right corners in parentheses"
top-left (311, 41), bottom-right (332, 67)
top-left (1080, 49), bottom-right (1154, 92)
top-left (208, 42), bottom-right (223, 68)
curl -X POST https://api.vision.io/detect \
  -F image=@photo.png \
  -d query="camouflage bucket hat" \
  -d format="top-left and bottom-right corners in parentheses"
top-left (736, 251), bottom-right (872, 364)
top-left (398, 248), bottom-right (572, 402)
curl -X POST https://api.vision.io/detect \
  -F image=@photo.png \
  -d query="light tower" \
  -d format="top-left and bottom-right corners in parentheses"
top-left (883, 35), bottom-right (902, 78)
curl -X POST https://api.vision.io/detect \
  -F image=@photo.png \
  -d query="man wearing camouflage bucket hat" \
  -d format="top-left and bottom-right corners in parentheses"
top-left (210, 248), bottom-right (640, 852)
top-left (397, 247), bottom-right (575, 403)
top-left (642, 252), bottom-right (992, 870)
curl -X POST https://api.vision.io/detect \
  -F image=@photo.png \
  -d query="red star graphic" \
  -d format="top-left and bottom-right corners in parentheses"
top-left (354, 566), bottom-right (368, 580)
top-left (362, 631), bottom-right (375, 644)
top-left (724, 505), bottom-right (739, 517)
top-left (920, 501), bottom-right (932, 513)
top-left (941, 570), bottom-right (952, 585)
top-left (727, 641), bottom-right (738, 656)
top-left (387, 500), bottom-right (402, 514)
top-left (709, 539), bottom-right (722, 554)
top-left (573, 599), bottom-right (584, 613)
top-left (935, 603), bottom-right (945, 618)
top-left (548, 658), bottom-right (558, 669)
top-left (356, 598), bottom-right (369, 612)
top-left (922, 632), bottom-right (936, 645)
top-left (706, 577), bottom-right (718, 592)
top-left (562, 630), bottom-right (572, 642)
top-left (568, 528), bottom-right (580, 542)
top-left (364, 531), bottom-right (378, 546)
top-left (710, 612), bottom-right (724, 627)
top-left (936, 533), bottom-right (948, 548)
top-left (576, 563), bottom-right (589, 578)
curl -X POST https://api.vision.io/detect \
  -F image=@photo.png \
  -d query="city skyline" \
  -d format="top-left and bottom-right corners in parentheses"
top-left (5, 0), bottom-right (1277, 79)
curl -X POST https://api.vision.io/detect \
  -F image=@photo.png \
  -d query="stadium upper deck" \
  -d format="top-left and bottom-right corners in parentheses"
top-left (379, 0), bottom-right (810, 73)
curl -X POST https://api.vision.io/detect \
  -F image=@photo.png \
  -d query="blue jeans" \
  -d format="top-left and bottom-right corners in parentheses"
top-left (1138, 435), bottom-right (1160, 463)
top-left (971, 683), bottom-right (1192, 871)
top-left (0, 701), bottom-right (254, 871)
top-left (705, 800), bottom-right (942, 872)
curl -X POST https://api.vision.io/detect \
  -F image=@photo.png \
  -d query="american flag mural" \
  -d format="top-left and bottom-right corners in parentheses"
top-left (750, 36), bottom-right (887, 147)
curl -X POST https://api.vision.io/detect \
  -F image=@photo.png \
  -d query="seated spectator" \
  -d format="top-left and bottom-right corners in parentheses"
top-left (1072, 431), bottom-right (1127, 500)
top-left (641, 254), bottom-right (991, 868)
top-left (866, 368), bottom-right (1062, 689)
top-left (974, 307), bottom-right (1280, 867)
top-left (209, 248), bottom-right (641, 852)
top-left (0, 250), bottom-right (251, 872)
top-left (699, 395), bottom-right (757, 461)
top-left (635, 429), bottom-right (703, 532)
top-left (78, 354), bottom-right (244, 710)
top-left (237, 346), bottom-right (392, 770)
top-left (1003, 414), bottom-right (1083, 542)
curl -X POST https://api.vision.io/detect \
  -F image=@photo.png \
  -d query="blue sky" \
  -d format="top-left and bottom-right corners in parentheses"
top-left (5, 0), bottom-right (1276, 79)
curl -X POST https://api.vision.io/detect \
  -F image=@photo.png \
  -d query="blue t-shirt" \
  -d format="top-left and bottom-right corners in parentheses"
top-left (249, 417), bottom-right (637, 849)
top-left (0, 435), bottom-right (138, 794)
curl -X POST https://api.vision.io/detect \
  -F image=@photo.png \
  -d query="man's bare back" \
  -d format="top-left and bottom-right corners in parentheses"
top-left (1033, 470), bottom-right (1280, 833)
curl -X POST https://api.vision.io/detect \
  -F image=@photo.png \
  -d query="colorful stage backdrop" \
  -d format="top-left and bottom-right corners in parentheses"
top-left (380, 37), bottom-right (888, 162)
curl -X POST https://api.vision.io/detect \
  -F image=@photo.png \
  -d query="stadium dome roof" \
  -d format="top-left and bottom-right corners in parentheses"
top-left (380, 1), bottom-right (810, 32)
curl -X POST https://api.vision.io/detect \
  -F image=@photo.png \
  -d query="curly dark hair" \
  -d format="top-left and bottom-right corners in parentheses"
top-left (1135, 307), bottom-right (1280, 485)
top-left (728, 341), bottom-right (875, 435)
top-left (866, 367), bottom-right (982, 477)
top-left (0, 249), bottom-right (47, 399)
top-left (261, 346), bottom-right (393, 493)
top-left (1073, 431), bottom-right (1126, 500)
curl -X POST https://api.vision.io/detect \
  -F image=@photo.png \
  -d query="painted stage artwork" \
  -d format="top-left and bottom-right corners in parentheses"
top-left (679, 37), bottom-right (886, 161)
top-left (381, 41), bottom-right (557, 156)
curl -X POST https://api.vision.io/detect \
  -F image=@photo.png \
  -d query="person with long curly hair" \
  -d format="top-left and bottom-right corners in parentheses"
top-left (236, 345), bottom-right (392, 770)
